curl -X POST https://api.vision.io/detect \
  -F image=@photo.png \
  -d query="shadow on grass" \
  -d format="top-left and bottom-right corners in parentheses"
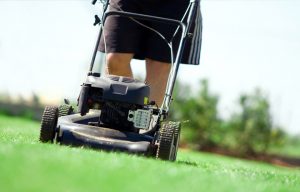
top-left (176, 160), bottom-right (199, 167)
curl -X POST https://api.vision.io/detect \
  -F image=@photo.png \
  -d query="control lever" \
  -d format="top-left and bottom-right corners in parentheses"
top-left (94, 15), bottom-right (101, 26)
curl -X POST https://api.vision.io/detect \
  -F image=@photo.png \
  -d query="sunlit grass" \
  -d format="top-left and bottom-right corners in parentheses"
top-left (0, 115), bottom-right (299, 192)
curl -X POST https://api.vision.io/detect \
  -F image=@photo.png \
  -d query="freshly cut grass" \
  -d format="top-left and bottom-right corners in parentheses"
top-left (0, 115), bottom-right (299, 192)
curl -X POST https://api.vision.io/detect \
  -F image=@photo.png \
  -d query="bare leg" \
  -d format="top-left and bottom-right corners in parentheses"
top-left (146, 58), bottom-right (171, 106)
top-left (106, 53), bottom-right (134, 77)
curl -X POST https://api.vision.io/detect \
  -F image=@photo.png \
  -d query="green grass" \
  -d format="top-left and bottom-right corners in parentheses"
top-left (269, 139), bottom-right (300, 158)
top-left (0, 115), bottom-right (300, 192)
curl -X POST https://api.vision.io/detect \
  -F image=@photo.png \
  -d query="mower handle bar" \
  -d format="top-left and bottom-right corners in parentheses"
top-left (104, 11), bottom-right (186, 30)
top-left (102, 11), bottom-right (187, 112)
top-left (89, 0), bottom-right (199, 114)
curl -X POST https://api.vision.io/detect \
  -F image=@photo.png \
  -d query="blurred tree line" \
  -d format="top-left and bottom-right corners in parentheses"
top-left (0, 93), bottom-right (44, 120)
top-left (169, 79), bottom-right (287, 156)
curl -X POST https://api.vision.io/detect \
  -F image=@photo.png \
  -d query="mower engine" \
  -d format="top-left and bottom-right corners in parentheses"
top-left (78, 74), bottom-right (153, 131)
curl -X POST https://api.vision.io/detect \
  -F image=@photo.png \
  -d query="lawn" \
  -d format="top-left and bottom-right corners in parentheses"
top-left (0, 115), bottom-right (299, 192)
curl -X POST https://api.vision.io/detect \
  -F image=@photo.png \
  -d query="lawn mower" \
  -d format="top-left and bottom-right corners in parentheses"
top-left (39, 0), bottom-right (200, 161)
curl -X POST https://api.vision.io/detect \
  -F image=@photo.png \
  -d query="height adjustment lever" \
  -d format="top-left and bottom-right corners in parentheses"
top-left (94, 15), bottom-right (101, 26)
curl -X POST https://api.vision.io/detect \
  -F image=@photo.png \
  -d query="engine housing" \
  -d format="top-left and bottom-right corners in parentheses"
top-left (77, 74), bottom-right (151, 130)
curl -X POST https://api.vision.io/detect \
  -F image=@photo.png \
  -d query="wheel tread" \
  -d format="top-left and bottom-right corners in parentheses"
top-left (58, 104), bottom-right (73, 117)
top-left (40, 106), bottom-right (58, 143)
top-left (156, 122), bottom-right (175, 160)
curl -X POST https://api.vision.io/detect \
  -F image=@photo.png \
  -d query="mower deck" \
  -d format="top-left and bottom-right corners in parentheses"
top-left (56, 111), bottom-right (154, 154)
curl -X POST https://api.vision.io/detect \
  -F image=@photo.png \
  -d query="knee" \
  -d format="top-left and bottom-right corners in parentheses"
top-left (146, 59), bottom-right (171, 74)
top-left (106, 53), bottom-right (128, 71)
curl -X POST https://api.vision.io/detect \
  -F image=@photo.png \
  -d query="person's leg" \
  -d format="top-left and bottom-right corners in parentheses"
top-left (106, 53), bottom-right (134, 77)
top-left (99, 0), bottom-right (143, 77)
top-left (146, 58), bottom-right (171, 106)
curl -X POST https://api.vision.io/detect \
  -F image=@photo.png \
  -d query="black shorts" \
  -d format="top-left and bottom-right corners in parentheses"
top-left (99, 0), bottom-right (190, 63)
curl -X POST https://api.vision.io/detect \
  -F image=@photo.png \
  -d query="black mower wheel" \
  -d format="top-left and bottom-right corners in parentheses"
top-left (171, 121), bottom-right (181, 160)
top-left (58, 104), bottom-right (73, 117)
top-left (40, 106), bottom-right (58, 143)
top-left (156, 122), bottom-right (176, 161)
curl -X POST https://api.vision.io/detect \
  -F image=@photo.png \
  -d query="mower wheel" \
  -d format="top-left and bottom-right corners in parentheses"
top-left (156, 122), bottom-right (177, 161)
top-left (171, 121), bottom-right (181, 160)
top-left (40, 106), bottom-right (58, 143)
top-left (58, 104), bottom-right (73, 117)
